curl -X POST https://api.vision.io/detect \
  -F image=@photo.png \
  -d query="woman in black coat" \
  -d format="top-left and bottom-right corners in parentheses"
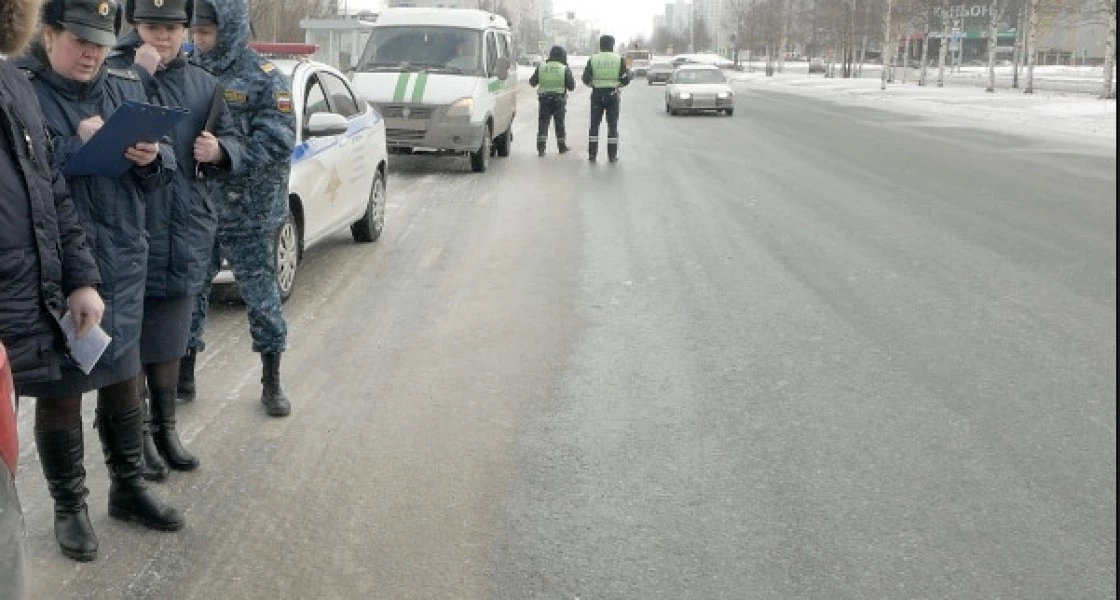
top-left (14, 0), bottom-right (185, 562)
top-left (108, 0), bottom-right (244, 481)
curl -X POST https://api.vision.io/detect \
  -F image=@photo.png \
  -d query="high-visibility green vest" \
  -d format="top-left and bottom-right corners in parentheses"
top-left (590, 52), bottom-right (622, 88)
top-left (537, 61), bottom-right (567, 94)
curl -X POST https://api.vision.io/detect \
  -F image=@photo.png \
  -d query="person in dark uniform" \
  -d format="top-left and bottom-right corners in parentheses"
top-left (14, 0), bottom-right (185, 562)
top-left (185, 0), bottom-right (296, 417)
top-left (108, 0), bottom-right (244, 480)
top-left (582, 34), bottom-right (631, 163)
top-left (529, 44), bottom-right (576, 156)
top-left (0, 0), bottom-right (102, 580)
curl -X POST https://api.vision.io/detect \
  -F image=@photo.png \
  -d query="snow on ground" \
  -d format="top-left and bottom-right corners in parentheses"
top-left (731, 69), bottom-right (1116, 153)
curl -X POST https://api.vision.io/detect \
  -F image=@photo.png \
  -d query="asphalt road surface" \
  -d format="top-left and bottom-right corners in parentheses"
top-left (16, 79), bottom-right (1116, 599)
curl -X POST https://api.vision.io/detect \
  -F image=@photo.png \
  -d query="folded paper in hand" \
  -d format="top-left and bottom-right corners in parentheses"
top-left (61, 100), bottom-right (189, 178)
top-left (60, 312), bottom-right (111, 375)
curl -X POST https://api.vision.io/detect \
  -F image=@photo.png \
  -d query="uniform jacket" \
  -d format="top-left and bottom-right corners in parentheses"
top-left (0, 53), bottom-right (100, 386)
top-left (16, 44), bottom-right (175, 365)
top-left (530, 46), bottom-right (576, 95)
top-left (582, 51), bottom-right (632, 92)
top-left (108, 31), bottom-right (245, 298)
top-left (193, 0), bottom-right (295, 233)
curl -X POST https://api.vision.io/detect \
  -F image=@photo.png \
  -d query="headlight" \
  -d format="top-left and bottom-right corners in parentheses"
top-left (717, 91), bottom-right (731, 99)
top-left (444, 97), bottom-right (473, 120)
top-left (677, 92), bottom-right (692, 99)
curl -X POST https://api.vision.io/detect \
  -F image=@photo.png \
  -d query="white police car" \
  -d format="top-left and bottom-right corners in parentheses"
top-left (215, 46), bottom-right (389, 300)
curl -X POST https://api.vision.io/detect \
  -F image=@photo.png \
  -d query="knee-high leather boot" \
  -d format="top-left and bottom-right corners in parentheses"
top-left (35, 427), bottom-right (98, 561)
top-left (96, 407), bottom-right (184, 531)
top-left (140, 398), bottom-right (169, 481)
top-left (150, 386), bottom-right (199, 470)
top-left (177, 348), bottom-right (197, 402)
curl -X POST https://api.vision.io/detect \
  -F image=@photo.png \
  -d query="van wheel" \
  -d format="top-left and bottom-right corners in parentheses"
top-left (274, 212), bottom-right (300, 302)
top-left (495, 125), bottom-right (512, 157)
top-left (470, 124), bottom-right (492, 172)
top-left (351, 171), bottom-right (386, 243)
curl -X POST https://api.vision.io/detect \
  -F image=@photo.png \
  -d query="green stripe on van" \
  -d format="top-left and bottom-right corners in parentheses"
top-left (393, 73), bottom-right (410, 102)
top-left (488, 78), bottom-right (503, 93)
top-left (411, 72), bottom-right (429, 103)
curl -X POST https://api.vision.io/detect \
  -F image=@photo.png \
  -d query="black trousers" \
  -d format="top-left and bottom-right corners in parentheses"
top-left (588, 89), bottom-right (621, 158)
top-left (537, 94), bottom-right (567, 150)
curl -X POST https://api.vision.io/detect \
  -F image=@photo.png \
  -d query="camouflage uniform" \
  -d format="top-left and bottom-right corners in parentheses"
top-left (187, 0), bottom-right (295, 356)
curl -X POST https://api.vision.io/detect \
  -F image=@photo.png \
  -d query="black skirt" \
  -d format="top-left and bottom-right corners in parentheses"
top-left (138, 296), bottom-right (193, 364)
top-left (18, 343), bottom-right (141, 399)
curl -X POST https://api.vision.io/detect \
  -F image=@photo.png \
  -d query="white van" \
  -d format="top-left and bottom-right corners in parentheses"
top-left (351, 8), bottom-right (517, 173)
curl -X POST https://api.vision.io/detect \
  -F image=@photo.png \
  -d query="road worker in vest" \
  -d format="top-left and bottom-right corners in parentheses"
top-left (581, 34), bottom-right (631, 163)
top-left (529, 45), bottom-right (576, 157)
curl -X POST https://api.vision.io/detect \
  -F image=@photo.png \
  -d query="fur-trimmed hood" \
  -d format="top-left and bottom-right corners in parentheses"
top-left (0, 0), bottom-right (42, 55)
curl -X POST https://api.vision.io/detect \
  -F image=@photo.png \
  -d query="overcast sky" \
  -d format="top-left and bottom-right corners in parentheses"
top-left (550, 0), bottom-right (662, 42)
top-left (340, 0), bottom-right (662, 43)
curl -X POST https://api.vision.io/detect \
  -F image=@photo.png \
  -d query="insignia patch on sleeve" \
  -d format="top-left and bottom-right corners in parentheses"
top-left (276, 92), bottom-right (293, 113)
top-left (224, 89), bottom-right (248, 103)
top-left (261, 62), bottom-right (276, 73)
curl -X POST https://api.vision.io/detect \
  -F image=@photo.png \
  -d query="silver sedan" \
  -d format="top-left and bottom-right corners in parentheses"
top-left (664, 65), bottom-right (735, 116)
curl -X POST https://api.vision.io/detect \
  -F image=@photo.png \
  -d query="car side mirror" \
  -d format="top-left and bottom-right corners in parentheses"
top-left (305, 112), bottom-right (349, 138)
top-left (494, 57), bottom-right (511, 79)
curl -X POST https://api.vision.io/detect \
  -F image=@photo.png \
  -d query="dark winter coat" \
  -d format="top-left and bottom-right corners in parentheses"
top-left (15, 45), bottom-right (175, 365)
top-left (108, 31), bottom-right (245, 298)
top-left (193, 0), bottom-right (295, 234)
top-left (0, 59), bottom-right (100, 386)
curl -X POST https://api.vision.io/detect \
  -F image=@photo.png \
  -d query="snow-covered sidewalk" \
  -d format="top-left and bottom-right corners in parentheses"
top-left (733, 71), bottom-right (1116, 153)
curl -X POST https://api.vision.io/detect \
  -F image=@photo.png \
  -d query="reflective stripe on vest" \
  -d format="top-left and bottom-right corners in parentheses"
top-left (537, 62), bottom-right (567, 94)
top-left (591, 52), bottom-right (622, 88)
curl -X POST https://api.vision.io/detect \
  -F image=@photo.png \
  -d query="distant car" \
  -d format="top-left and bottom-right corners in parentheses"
top-left (646, 61), bottom-right (674, 85)
top-left (525, 53), bottom-right (543, 67)
top-left (215, 51), bottom-right (389, 301)
top-left (808, 57), bottom-right (825, 73)
top-left (665, 65), bottom-right (735, 116)
top-left (1, 342), bottom-right (29, 600)
top-left (632, 59), bottom-right (651, 76)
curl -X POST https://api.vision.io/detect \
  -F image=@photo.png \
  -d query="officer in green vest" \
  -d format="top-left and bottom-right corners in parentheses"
top-left (529, 45), bottom-right (576, 156)
top-left (581, 34), bottom-right (631, 163)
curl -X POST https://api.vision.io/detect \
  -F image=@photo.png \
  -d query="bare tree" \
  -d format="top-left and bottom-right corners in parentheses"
top-left (250, 0), bottom-right (338, 42)
top-left (1099, 0), bottom-right (1116, 98)
top-left (882, 0), bottom-right (895, 88)
top-left (986, 0), bottom-right (1002, 92)
top-left (937, 0), bottom-right (950, 85)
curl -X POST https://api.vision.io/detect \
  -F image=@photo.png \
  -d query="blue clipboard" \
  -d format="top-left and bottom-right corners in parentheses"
top-left (61, 100), bottom-right (189, 178)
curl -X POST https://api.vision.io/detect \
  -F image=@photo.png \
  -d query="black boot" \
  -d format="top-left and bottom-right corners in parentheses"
top-left (588, 141), bottom-right (598, 162)
top-left (35, 427), bottom-right (98, 561)
top-left (140, 399), bottom-right (169, 481)
top-left (608, 143), bottom-right (619, 163)
top-left (558, 140), bottom-right (570, 154)
top-left (150, 387), bottom-right (199, 471)
top-left (96, 407), bottom-right (184, 531)
top-left (537, 140), bottom-right (546, 157)
top-left (260, 352), bottom-right (291, 417)
top-left (177, 348), bottom-right (197, 402)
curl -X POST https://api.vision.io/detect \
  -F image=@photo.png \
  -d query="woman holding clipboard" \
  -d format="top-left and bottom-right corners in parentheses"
top-left (15, 0), bottom-right (184, 562)
top-left (108, 0), bottom-right (243, 482)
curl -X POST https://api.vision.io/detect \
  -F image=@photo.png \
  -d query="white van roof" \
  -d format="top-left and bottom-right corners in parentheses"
top-left (374, 8), bottom-right (510, 31)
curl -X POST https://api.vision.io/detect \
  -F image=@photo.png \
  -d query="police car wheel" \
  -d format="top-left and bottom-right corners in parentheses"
top-left (274, 214), bottom-right (300, 302)
top-left (470, 125), bottom-right (492, 173)
top-left (352, 171), bottom-right (386, 243)
top-left (495, 126), bottom-right (512, 158)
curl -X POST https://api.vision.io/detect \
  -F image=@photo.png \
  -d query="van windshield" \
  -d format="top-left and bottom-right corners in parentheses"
top-left (357, 27), bottom-right (484, 75)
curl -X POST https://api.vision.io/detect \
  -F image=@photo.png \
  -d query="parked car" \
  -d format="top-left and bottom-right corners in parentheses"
top-left (646, 61), bottom-right (675, 85)
top-left (215, 49), bottom-right (389, 301)
top-left (665, 64), bottom-right (735, 116)
top-left (808, 57), bottom-right (826, 73)
top-left (350, 8), bottom-right (518, 174)
top-left (632, 59), bottom-right (651, 76)
top-left (1, 342), bottom-right (29, 600)
top-left (526, 53), bottom-right (544, 67)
